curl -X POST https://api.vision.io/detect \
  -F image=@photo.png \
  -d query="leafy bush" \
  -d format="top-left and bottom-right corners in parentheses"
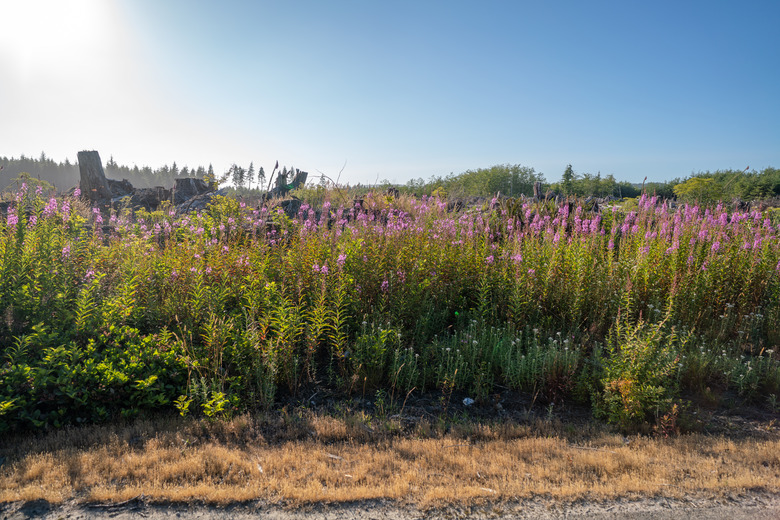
top-left (594, 314), bottom-right (687, 431)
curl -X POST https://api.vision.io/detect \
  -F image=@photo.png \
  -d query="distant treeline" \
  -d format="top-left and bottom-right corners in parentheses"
top-left (671, 167), bottom-right (780, 203)
top-left (398, 164), bottom-right (779, 202)
top-left (1, 153), bottom-right (778, 202)
top-left (0, 152), bottom-right (214, 194)
top-left (400, 164), bottom-right (646, 199)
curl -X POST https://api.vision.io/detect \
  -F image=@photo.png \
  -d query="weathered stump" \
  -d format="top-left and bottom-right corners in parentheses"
top-left (173, 178), bottom-right (211, 205)
top-left (533, 181), bottom-right (543, 201)
top-left (77, 150), bottom-right (113, 202)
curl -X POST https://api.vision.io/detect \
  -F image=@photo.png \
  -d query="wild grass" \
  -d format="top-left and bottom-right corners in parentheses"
top-left (1, 413), bottom-right (778, 506)
top-left (1, 184), bottom-right (779, 433)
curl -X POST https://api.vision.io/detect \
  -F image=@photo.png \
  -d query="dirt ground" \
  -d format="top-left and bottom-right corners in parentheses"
top-left (2, 492), bottom-right (780, 520)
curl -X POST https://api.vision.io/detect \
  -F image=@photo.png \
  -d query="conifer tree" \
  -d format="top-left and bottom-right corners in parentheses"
top-left (247, 162), bottom-right (255, 190)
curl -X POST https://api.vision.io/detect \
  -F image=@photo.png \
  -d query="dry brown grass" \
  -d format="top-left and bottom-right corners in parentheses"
top-left (1, 413), bottom-right (779, 507)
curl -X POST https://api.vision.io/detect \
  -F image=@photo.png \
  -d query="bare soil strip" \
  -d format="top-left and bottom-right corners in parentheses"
top-left (2, 494), bottom-right (780, 520)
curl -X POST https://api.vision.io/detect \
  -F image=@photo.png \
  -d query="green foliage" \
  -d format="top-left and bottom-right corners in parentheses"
top-left (673, 177), bottom-right (722, 204)
top-left (1, 184), bottom-right (780, 434)
top-left (550, 165), bottom-right (639, 198)
top-left (404, 164), bottom-right (543, 197)
top-left (672, 168), bottom-right (780, 203)
top-left (594, 314), bottom-right (687, 431)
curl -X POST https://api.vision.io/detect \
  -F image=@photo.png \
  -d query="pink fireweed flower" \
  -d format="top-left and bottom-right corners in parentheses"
top-left (320, 263), bottom-right (329, 275)
top-left (381, 280), bottom-right (390, 292)
top-left (61, 245), bottom-right (71, 258)
top-left (337, 253), bottom-right (347, 269)
top-left (590, 216), bottom-right (600, 234)
top-left (27, 215), bottom-right (37, 227)
top-left (528, 269), bottom-right (535, 275)
top-left (73, 187), bottom-right (81, 198)
top-left (711, 241), bottom-right (720, 253)
top-left (485, 255), bottom-right (494, 264)
top-left (15, 183), bottom-right (27, 202)
top-left (42, 198), bottom-right (58, 218)
top-left (6, 209), bottom-right (18, 227)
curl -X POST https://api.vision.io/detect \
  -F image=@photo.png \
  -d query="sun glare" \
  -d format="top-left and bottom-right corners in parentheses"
top-left (0, 0), bottom-right (111, 80)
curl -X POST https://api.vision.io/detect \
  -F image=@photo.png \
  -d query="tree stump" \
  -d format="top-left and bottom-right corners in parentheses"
top-left (77, 151), bottom-right (113, 202)
top-left (173, 178), bottom-right (211, 204)
top-left (290, 168), bottom-right (308, 189)
top-left (533, 181), bottom-right (543, 201)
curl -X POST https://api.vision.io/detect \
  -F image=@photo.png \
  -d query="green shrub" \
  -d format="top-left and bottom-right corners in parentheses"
top-left (594, 315), bottom-right (687, 431)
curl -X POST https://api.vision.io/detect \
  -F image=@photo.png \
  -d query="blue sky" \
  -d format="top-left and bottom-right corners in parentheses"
top-left (1, 0), bottom-right (778, 185)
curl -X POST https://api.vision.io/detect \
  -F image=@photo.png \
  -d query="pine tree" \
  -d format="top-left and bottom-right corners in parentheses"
top-left (562, 164), bottom-right (575, 196)
top-left (258, 166), bottom-right (266, 189)
top-left (230, 164), bottom-right (246, 189)
top-left (247, 162), bottom-right (255, 190)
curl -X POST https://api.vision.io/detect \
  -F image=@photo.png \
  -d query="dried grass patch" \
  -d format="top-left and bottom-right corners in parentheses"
top-left (1, 414), bottom-right (778, 507)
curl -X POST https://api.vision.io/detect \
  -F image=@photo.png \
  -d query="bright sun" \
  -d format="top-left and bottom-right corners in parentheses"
top-left (0, 0), bottom-right (112, 80)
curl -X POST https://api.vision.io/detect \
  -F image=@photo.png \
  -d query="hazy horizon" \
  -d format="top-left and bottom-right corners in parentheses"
top-left (2, 1), bottom-right (778, 186)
